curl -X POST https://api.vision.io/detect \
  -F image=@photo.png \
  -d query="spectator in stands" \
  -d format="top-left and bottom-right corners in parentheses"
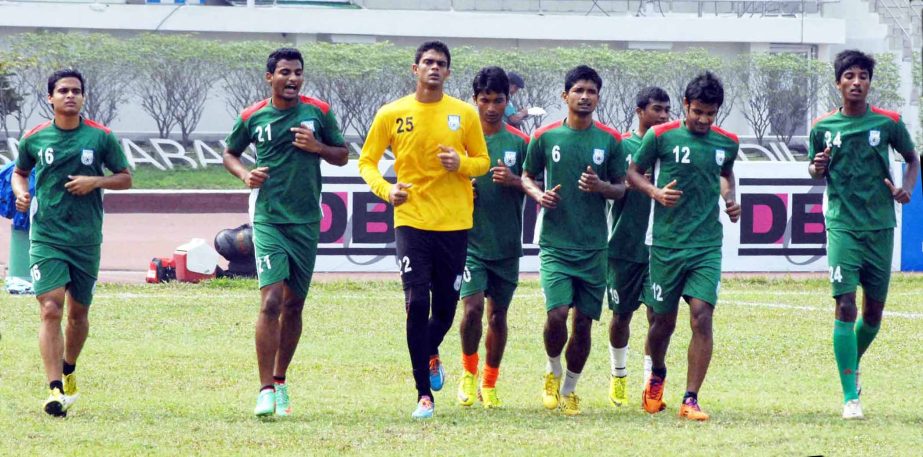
top-left (504, 72), bottom-right (529, 129)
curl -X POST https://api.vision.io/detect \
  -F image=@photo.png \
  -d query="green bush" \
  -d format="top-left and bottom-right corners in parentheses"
top-left (0, 34), bottom-right (908, 143)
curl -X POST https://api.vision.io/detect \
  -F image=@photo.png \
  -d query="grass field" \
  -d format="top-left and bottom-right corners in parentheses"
top-left (130, 165), bottom-right (244, 190)
top-left (2, 276), bottom-right (922, 456)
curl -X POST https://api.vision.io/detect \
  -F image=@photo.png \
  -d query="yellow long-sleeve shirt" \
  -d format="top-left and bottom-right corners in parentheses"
top-left (359, 94), bottom-right (490, 231)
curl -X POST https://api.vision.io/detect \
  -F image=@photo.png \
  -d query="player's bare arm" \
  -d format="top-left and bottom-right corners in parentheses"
top-left (522, 171), bottom-right (560, 209)
top-left (578, 165), bottom-right (625, 200)
top-left (290, 126), bottom-right (349, 166)
top-left (223, 149), bottom-right (269, 188)
top-left (489, 158), bottom-right (523, 189)
top-left (11, 166), bottom-right (31, 212)
top-left (809, 146), bottom-right (830, 179)
top-left (883, 149), bottom-right (920, 204)
top-left (65, 169), bottom-right (132, 196)
top-left (507, 108), bottom-right (528, 127)
top-left (720, 168), bottom-right (740, 223)
top-left (624, 167), bottom-right (652, 191)
top-left (627, 162), bottom-right (682, 207)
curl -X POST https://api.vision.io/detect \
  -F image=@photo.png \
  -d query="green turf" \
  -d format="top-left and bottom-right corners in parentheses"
top-left (2, 276), bottom-right (922, 455)
top-left (129, 165), bottom-right (245, 190)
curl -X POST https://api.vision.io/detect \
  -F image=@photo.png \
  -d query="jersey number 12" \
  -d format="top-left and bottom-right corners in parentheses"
top-left (672, 146), bottom-right (690, 164)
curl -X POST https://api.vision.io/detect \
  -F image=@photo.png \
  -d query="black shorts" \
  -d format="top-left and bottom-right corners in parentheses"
top-left (395, 226), bottom-right (468, 292)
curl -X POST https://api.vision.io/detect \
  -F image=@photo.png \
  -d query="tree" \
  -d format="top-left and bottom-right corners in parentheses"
top-left (303, 42), bottom-right (413, 142)
top-left (866, 52), bottom-right (904, 111)
top-left (0, 52), bottom-right (42, 140)
top-left (715, 57), bottom-right (741, 127)
top-left (135, 34), bottom-right (218, 144)
top-left (650, 49), bottom-right (724, 121)
top-left (216, 40), bottom-right (277, 118)
top-left (762, 53), bottom-right (826, 145)
top-left (594, 49), bottom-right (660, 132)
top-left (6, 32), bottom-right (133, 126)
top-left (735, 54), bottom-right (776, 145)
top-left (0, 57), bottom-right (23, 140)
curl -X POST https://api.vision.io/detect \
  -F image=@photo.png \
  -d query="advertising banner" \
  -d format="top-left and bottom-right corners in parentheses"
top-left (313, 161), bottom-right (903, 273)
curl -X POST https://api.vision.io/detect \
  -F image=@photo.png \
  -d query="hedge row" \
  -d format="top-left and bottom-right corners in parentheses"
top-left (0, 32), bottom-right (904, 145)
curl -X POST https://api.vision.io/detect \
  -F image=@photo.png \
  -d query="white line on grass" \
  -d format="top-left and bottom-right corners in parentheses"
top-left (722, 290), bottom-right (920, 297)
top-left (98, 292), bottom-right (923, 319)
top-left (722, 300), bottom-right (923, 319)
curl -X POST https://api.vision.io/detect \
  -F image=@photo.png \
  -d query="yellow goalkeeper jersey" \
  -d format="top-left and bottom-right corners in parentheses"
top-left (359, 93), bottom-right (489, 231)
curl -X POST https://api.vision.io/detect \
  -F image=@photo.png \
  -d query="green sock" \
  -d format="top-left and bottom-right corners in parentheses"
top-left (833, 320), bottom-right (858, 402)
top-left (855, 317), bottom-right (880, 363)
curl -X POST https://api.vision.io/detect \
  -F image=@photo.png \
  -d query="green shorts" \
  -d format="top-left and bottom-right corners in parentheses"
top-left (252, 222), bottom-right (319, 300)
top-left (646, 245), bottom-right (722, 314)
top-left (826, 228), bottom-right (893, 302)
top-left (460, 255), bottom-right (519, 309)
top-left (30, 241), bottom-right (100, 306)
top-left (539, 247), bottom-right (606, 320)
top-left (607, 257), bottom-right (650, 314)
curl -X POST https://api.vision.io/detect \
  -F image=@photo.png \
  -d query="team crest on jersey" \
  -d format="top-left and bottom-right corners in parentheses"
top-left (593, 148), bottom-right (605, 165)
top-left (869, 130), bottom-right (881, 146)
top-left (715, 149), bottom-right (726, 166)
top-left (300, 120), bottom-right (315, 131)
top-left (447, 115), bottom-right (461, 131)
top-left (503, 150), bottom-right (517, 167)
top-left (81, 149), bottom-right (94, 165)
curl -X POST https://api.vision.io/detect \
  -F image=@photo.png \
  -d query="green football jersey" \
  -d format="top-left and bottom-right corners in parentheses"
top-left (807, 105), bottom-right (915, 231)
top-left (226, 95), bottom-right (345, 225)
top-left (468, 124), bottom-right (529, 260)
top-left (15, 118), bottom-right (128, 246)
top-left (524, 119), bottom-right (625, 251)
top-left (608, 131), bottom-right (652, 262)
top-left (633, 120), bottom-right (739, 249)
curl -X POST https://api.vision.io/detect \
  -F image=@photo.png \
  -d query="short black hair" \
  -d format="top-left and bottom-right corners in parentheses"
top-left (564, 65), bottom-right (602, 93)
top-left (834, 49), bottom-right (875, 82)
top-left (472, 66), bottom-right (510, 98)
top-left (415, 40), bottom-right (451, 68)
top-left (684, 71), bottom-right (724, 107)
top-left (508, 71), bottom-right (525, 89)
top-left (47, 69), bottom-right (84, 96)
top-left (636, 86), bottom-right (670, 109)
top-left (266, 47), bottom-right (304, 74)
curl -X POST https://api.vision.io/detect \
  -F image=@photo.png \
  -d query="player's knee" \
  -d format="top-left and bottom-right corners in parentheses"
top-left (834, 296), bottom-right (858, 321)
top-left (612, 312), bottom-right (633, 330)
top-left (281, 299), bottom-right (304, 318)
top-left (546, 306), bottom-right (569, 325)
top-left (862, 309), bottom-right (883, 327)
top-left (650, 312), bottom-right (676, 335)
top-left (67, 309), bottom-right (89, 327)
top-left (463, 300), bottom-right (484, 322)
top-left (689, 312), bottom-right (712, 336)
top-left (404, 284), bottom-right (429, 315)
top-left (39, 300), bottom-right (64, 322)
top-left (488, 308), bottom-right (507, 329)
top-left (573, 312), bottom-right (593, 335)
top-left (260, 293), bottom-right (284, 319)
top-left (862, 298), bottom-right (885, 325)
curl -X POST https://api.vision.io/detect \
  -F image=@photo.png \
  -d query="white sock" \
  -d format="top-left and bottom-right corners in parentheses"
top-left (643, 355), bottom-right (653, 384)
top-left (546, 355), bottom-right (563, 378)
top-left (609, 344), bottom-right (628, 377)
top-left (560, 369), bottom-right (581, 396)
